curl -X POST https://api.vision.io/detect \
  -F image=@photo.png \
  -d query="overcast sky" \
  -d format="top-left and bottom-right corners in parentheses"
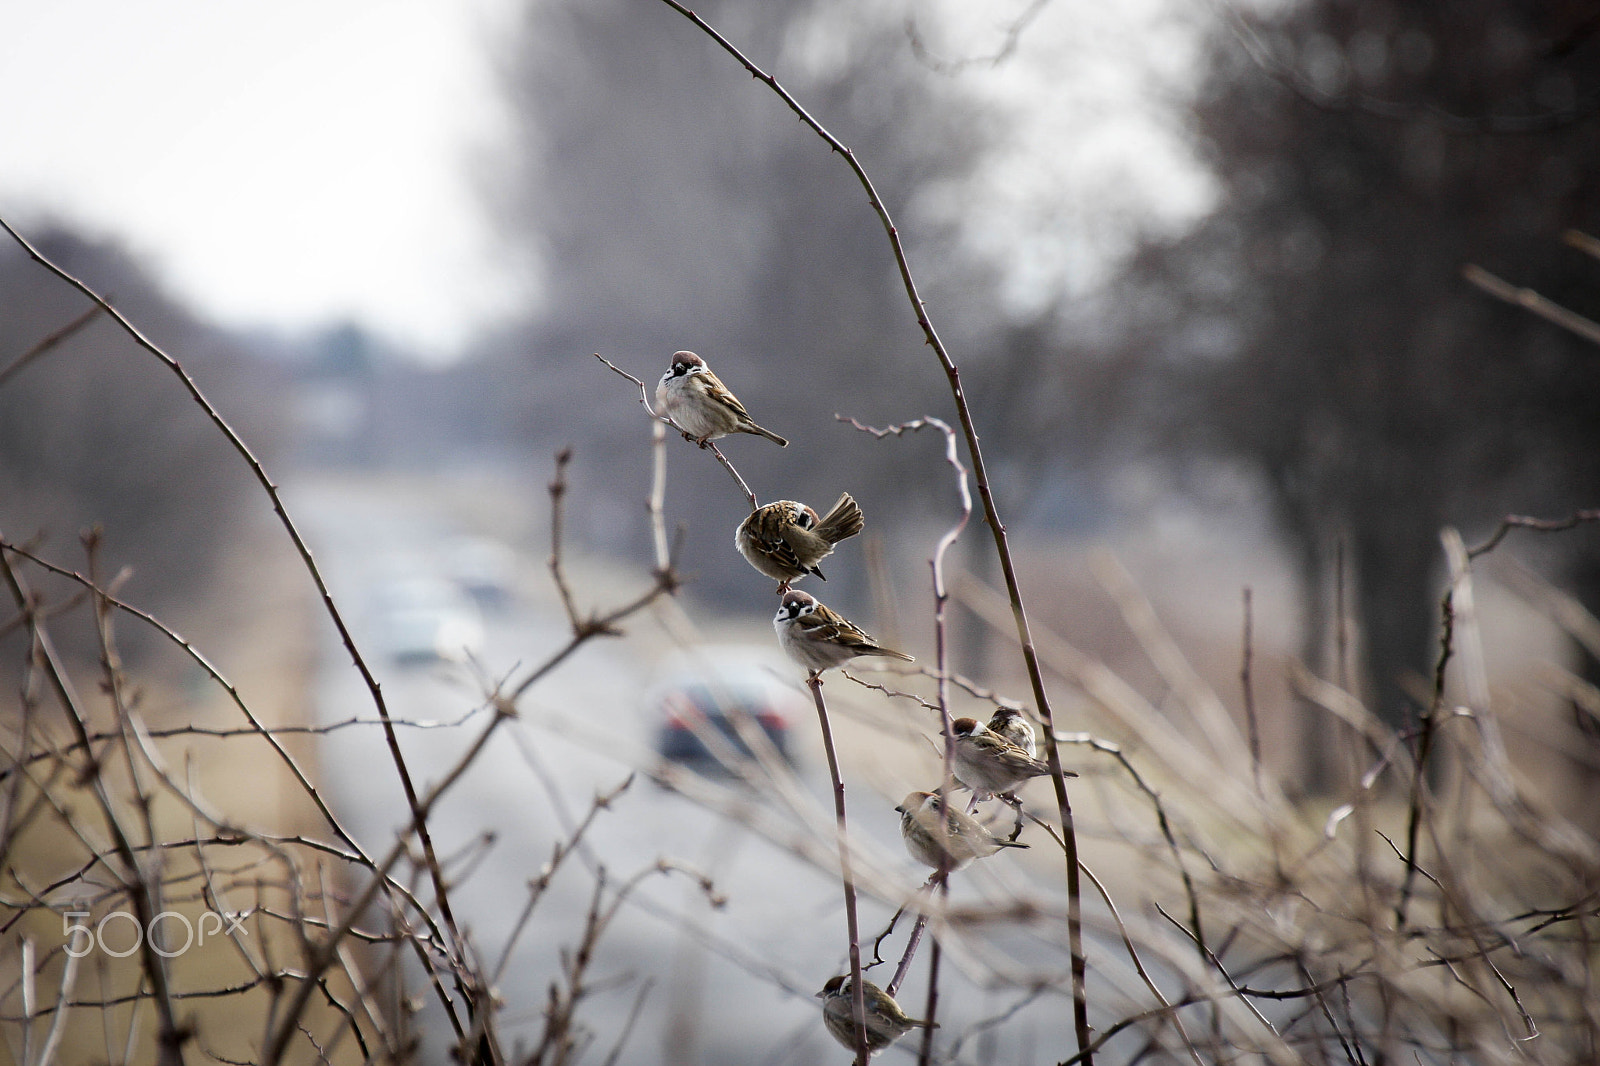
top-left (0, 0), bottom-right (520, 360)
top-left (0, 0), bottom-right (1210, 362)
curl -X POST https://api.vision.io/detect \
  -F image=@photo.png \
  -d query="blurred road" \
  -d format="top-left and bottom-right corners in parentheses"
top-left (291, 472), bottom-right (856, 1065)
top-left (291, 470), bottom-right (1082, 1065)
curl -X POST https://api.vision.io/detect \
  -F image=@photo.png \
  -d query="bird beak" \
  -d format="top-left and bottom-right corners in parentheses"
top-left (893, 805), bottom-right (904, 813)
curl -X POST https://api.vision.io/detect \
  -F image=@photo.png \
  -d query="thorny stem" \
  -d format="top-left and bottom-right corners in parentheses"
top-left (1463, 264), bottom-right (1600, 347)
top-left (654, 12), bottom-right (1091, 1055)
top-left (867, 902), bottom-right (908, 971)
top-left (548, 448), bottom-right (584, 629)
top-left (807, 673), bottom-right (870, 1066)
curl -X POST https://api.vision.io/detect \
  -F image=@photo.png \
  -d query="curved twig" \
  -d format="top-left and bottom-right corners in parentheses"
top-left (1466, 507), bottom-right (1600, 559)
top-left (839, 414), bottom-right (969, 1065)
top-left (0, 214), bottom-right (477, 1040)
top-left (652, 14), bottom-right (1091, 1054)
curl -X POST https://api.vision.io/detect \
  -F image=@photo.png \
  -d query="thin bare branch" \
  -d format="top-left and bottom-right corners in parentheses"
top-left (806, 674), bottom-right (871, 1066)
top-left (593, 352), bottom-right (758, 509)
top-left (0, 213), bottom-right (479, 1044)
top-left (547, 447), bottom-right (584, 630)
top-left (644, 15), bottom-right (1094, 1051)
top-left (1466, 508), bottom-right (1600, 559)
top-left (0, 303), bottom-right (103, 388)
top-left (1463, 263), bottom-right (1600, 347)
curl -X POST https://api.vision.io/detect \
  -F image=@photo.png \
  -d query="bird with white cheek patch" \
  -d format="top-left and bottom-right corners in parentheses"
top-left (951, 716), bottom-right (1070, 799)
top-left (655, 350), bottom-right (787, 447)
top-left (773, 590), bottom-right (913, 674)
top-left (735, 493), bottom-right (864, 591)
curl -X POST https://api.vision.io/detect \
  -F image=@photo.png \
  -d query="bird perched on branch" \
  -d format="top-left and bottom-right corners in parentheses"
top-left (896, 790), bottom-right (1028, 871)
top-left (987, 707), bottom-right (1037, 759)
top-left (816, 975), bottom-right (936, 1054)
top-left (951, 716), bottom-right (1068, 798)
top-left (736, 494), bottom-right (864, 590)
top-left (655, 350), bottom-right (787, 447)
top-left (774, 590), bottom-right (913, 674)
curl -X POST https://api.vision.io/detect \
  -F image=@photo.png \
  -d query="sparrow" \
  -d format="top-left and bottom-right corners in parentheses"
top-left (816, 975), bottom-right (936, 1054)
top-left (986, 707), bottom-right (1037, 759)
top-left (951, 716), bottom-right (1070, 798)
top-left (895, 790), bottom-right (1028, 871)
top-left (774, 590), bottom-right (913, 674)
top-left (655, 350), bottom-right (787, 447)
top-left (735, 494), bottom-right (864, 589)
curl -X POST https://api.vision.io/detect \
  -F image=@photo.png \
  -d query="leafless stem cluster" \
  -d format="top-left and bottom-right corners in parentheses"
top-left (655, 7), bottom-right (1093, 1055)
top-left (0, 218), bottom-right (699, 1065)
top-left (7, 9), bottom-right (1600, 1064)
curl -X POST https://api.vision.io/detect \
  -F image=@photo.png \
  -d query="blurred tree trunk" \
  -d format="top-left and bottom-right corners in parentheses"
top-left (1111, 0), bottom-right (1600, 792)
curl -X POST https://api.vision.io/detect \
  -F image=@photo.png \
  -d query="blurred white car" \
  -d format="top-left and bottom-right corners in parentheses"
top-left (371, 576), bottom-right (486, 666)
top-left (442, 534), bottom-right (518, 612)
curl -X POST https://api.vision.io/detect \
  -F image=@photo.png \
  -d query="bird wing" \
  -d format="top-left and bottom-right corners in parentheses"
top-left (976, 732), bottom-right (1053, 777)
top-left (696, 370), bottom-right (753, 420)
top-left (778, 524), bottom-right (831, 575)
top-left (796, 604), bottom-right (876, 649)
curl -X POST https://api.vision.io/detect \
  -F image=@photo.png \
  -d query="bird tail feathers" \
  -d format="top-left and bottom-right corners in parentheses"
top-left (747, 422), bottom-right (788, 447)
top-left (815, 492), bottom-right (865, 544)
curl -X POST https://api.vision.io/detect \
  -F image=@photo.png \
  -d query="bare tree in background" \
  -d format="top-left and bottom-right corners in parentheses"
top-left (1111, 0), bottom-right (1600, 784)
top-left (5, 2), bottom-right (1600, 1061)
top-left (0, 226), bottom-right (272, 664)
top-left (476, 0), bottom-right (1078, 622)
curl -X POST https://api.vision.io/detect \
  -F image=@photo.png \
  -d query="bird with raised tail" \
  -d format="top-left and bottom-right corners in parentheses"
top-left (736, 494), bottom-right (864, 590)
top-left (655, 350), bottom-right (787, 447)
top-left (773, 590), bottom-right (913, 674)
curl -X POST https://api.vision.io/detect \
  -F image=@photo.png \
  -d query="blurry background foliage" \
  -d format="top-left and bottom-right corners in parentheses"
top-left (4, 0), bottom-right (1600, 1061)
top-left (2, 0), bottom-right (1598, 893)
top-left (0, 229), bottom-right (277, 668)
